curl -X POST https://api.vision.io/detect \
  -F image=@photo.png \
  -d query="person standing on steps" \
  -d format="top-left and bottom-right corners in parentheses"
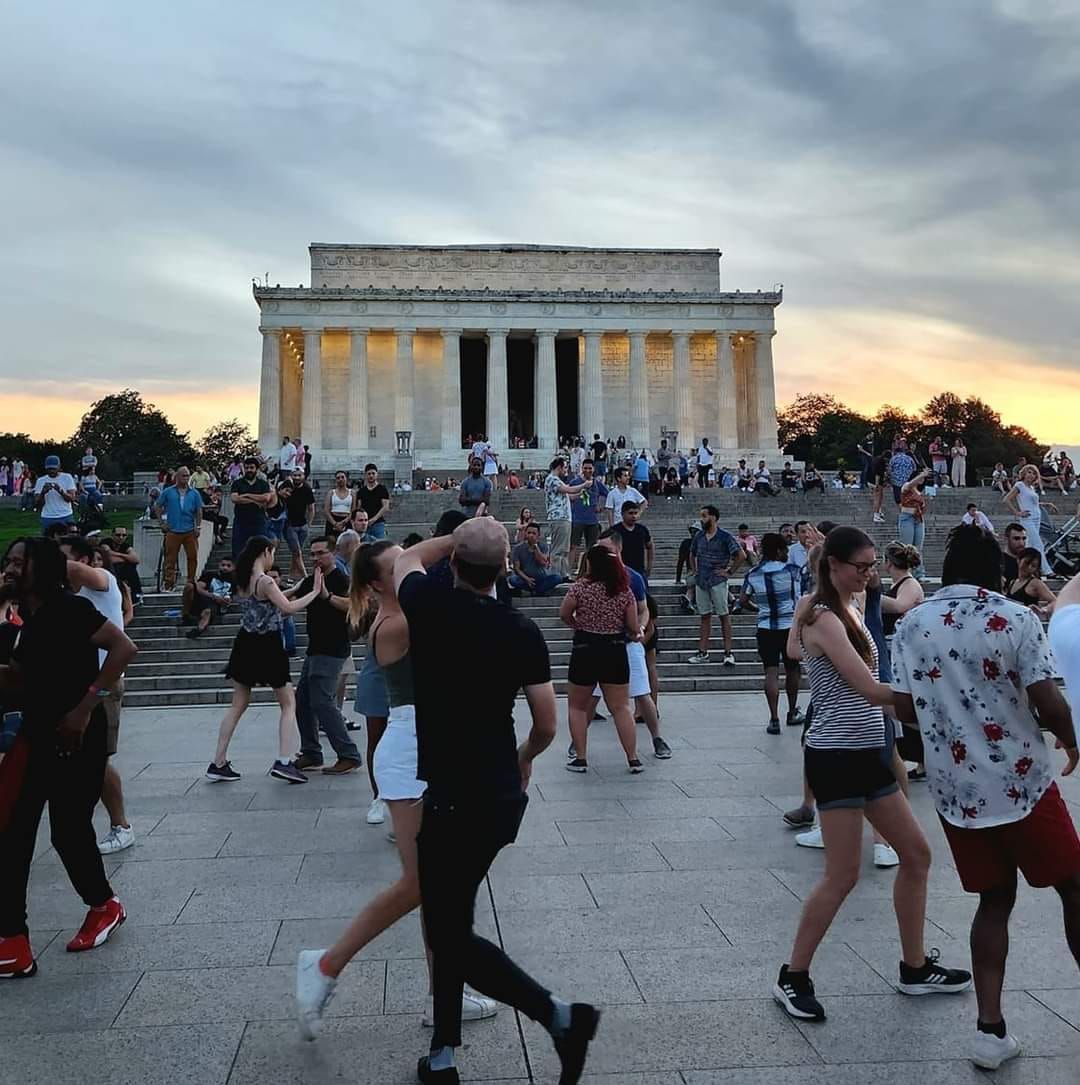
top-left (773, 527), bottom-right (971, 1024)
top-left (291, 537), bottom-right (363, 776)
top-left (356, 463), bottom-right (391, 539)
top-left (284, 467), bottom-right (316, 582)
top-left (458, 458), bottom-right (492, 518)
top-left (687, 504), bottom-right (744, 666)
top-left (395, 517), bottom-right (601, 1083)
top-left (230, 457), bottom-right (272, 558)
top-left (892, 525), bottom-right (1080, 1071)
top-left (295, 539), bottom-right (499, 1044)
top-left (568, 458), bottom-right (607, 576)
top-left (1004, 464), bottom-right (1055, 575)
top-left (0, 536), bottom-right (137, 977)
top-left (154, 465), bottom-right (203, 593)
top-left (545, 456), bottom-right (589, 579)
top-left (207, 535), bottom-right (321, 785)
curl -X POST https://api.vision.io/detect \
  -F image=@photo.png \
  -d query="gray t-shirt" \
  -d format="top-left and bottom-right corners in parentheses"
top-left (512, 540), bottom-right (549, 580)
top-left (459, 475), bottom-right (492, 515)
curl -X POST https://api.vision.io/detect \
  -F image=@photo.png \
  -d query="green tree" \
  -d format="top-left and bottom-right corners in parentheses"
top-left (197, 419), bottom-right (259, 476)
top-left (871, 405), bottom-right (922, 454)
top-left (922, 393), bottom-right (965, 439)
top-left (777, 394), bottom-right (845, 461)
top-left (813, 409), bottom-right (872, 468)
top-left (69, 389), bottom-right (195, 479)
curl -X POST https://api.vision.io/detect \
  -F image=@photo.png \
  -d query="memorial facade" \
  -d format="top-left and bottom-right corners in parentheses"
top-left (254, 244), bottom-right (781, 470)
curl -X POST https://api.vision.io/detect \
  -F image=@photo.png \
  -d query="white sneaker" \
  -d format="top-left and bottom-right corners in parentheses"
top-left (97, 825), bottom-right (135, 854)
top-left (366, 798), bottom-right (387, 826)
top-left (874, 843), bottom-right (899, 868)
top-left (722, 653), bottom-right (737, 666)
top-left (422, 988), bottom-right (500, 1027)
top-left (296, 949), bottom-right (336, 1040)
top-left (796, 826), bottom-right (825, 849)
top-left (971, 1030), bottom-right (1020, 1069)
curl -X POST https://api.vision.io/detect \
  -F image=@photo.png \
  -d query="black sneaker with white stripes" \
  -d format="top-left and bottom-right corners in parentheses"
top-left (773, 964), bottom-right (825, 1021)
top-left (897, 948), bottom-right (972, 995)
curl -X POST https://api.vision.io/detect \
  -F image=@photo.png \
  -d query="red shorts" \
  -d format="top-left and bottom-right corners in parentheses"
top-left (941, 784), bottom-right (1080, 893)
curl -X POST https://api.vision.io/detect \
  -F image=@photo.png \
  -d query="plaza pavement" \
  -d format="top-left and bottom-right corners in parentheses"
top-left (5, 692), bottom-right (1079, 1084)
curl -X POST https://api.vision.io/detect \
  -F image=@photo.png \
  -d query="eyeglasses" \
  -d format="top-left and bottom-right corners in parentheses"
top-left (841, 559), bottom-right (880, 574)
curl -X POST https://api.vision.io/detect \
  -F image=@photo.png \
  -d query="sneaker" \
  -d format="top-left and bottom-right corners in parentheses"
top-left (897, 949), bottom-right (972, 995)
top-left (567, 743), bottom-right (577, 760)
top-left (873, 513), bottom-right (886, 523)
top-left (766, 719), bottom-right (781, 735)
top-left (722, 652), bottom-right (737, 666)
top-left (783, 804), bottom-right (816, 829)
top-left (627, 759), bottom-right (644, 774)
top-left (873, 843), bottom-right (899, 868)
top-left (97, 825), bottom-right (135, 855)
top-left (552, 1003), bottom-right (601, 1084)
top-left (185, 626), bottom-right (203, 640)
top-left (422, 988), bottom-right (499, 1027)
top-left (908, 767), bottom-right (927, 782)
top-left (652, 736), bottom-right (672, 759)
top-left (293, 753), bottom-right (324, 771)
top-left (296, 949), bottom-right (336, 1040)
top-left (971, 1030), bottom-right (1021, 1070)
top-left (269, 760), bottom-right (308, 784)
top-left (366, 798), bottom-right (387, 826)
top-left (687, 651), bottom-right (710, 664)
top-left (345, 720), bottom-right (362, 731)
top-left (322, 759), bottom-right (361, 775)
top-left (566, 758), bottom-right (588, 774)
top-left (0, 934), bottom-right (37, 978)
top-left (416, 1057), bottom-right (460, 1084)
top-left (796, 826), bottom-right (825, 849)
top-left (67, 897), bottom-right (125, 952)
top-left (205, 760), bottom-right (241, 782)
top-left (773, 964), bottom-right (826, 1021)
top-left (786, 709), bottom-right (806, 727)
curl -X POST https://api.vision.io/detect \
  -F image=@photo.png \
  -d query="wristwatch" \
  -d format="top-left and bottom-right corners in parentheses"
top-left (88, 685), bottom-right (111, 699)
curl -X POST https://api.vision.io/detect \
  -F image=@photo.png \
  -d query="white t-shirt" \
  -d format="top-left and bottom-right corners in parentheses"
top-left (961, 510), bottom-right (994, 532)
top-left (1050, 603), bottom-right (1080, 720)
top-left (279, 442), bottom-right (298, 471)
top-left (697, 444), bottom-right (714, 466)
top-left (471, 441), bottom-right (489, 463)
top-left (79, 570), bottom-right (125, 667)
top-left (34, 473), bottom-right (76, 518)
top-left (605, 485), bottom-right (647, 521)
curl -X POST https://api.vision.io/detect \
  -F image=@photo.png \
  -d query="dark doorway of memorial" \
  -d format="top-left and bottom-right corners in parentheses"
top-left (459, 336), bottom-right (487, 450)
top-left (507, 336), bottom-right (535, 447)
top-left (556, 336), bottom-right (580, 442)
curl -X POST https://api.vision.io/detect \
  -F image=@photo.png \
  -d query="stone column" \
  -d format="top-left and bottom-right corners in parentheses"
top-left (346, 328), bottom-right (368, 452)
top-left (300, 328), bottom-right (323, 453)
top-left (486, 328), bottom-right (509, 449)
top-left (394, 328), bottom-right (415, 435)
top-left (441, 328), bottom-right (463, 452)
top-left (257, 327), bottom-right (282, 455)
top-left (627, 331), bottom-right (650, 448)
top-left (582, 331), bottom-right (604, 439)
top-left (534, 329), bottom-right (558, 449)
top-left (716, 330), bottom-right (739, 449)
top-left (672, 331), bottom-right (694, 446)
top-left (754, 330), bottom-right (779, 449)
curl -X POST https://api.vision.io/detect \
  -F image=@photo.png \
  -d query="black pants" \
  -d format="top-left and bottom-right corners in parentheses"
top-left (418, 792), bottom-right (553, 1048)
top-left (0, 710), bottom-right (113, 937)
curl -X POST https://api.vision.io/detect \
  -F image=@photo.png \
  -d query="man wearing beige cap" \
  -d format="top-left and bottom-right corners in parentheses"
top-left (393, 516), bottom-right (600, 1083)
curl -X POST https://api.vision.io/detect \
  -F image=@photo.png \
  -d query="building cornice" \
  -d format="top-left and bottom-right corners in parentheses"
top-left (253, 286), bottom-right (781, 306)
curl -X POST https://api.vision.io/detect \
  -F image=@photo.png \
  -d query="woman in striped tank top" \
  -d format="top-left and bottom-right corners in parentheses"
top-left (773, 527), bottom-right (970, 1022)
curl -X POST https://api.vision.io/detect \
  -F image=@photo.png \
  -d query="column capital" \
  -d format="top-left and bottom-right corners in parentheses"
top-left (627, 329), bottom-right (647, 340)
top-left (393, 326), bottom-right (415, 336)
top-left (258, 326), bottom-right (281, 337)
top-left (755, 329), bottom-right (777, 340)
top-left (534, 328), bottom-right (558, 339)
top-left (582, 329), bottom-right (604, 340)
top-left (670, 329), bottom-right (690, 340)
top-left (440, 326), bottom-right (464, 337)
top-left (347, 326), bottom-right (370, 336)
top-left (486, 327), bottom-right (510, 337)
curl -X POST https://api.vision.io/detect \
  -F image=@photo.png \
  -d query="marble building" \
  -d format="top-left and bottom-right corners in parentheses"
top-left (253, 244), bottom-right (781, 470)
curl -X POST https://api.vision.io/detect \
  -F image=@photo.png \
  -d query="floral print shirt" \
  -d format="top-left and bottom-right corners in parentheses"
top-left (890, 586), bottom-right (1057, 827)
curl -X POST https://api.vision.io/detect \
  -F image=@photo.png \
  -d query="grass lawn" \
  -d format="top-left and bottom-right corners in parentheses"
top-left (0, 507), bottom-right (139, 553)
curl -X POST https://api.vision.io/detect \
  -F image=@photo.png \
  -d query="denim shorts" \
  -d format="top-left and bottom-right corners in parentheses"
top-left (285, 524), bottom-right (308, 553)
top-left (805, 745), bottom-right (899, 810)
top-left (354, 650), bottom-right (389, 717)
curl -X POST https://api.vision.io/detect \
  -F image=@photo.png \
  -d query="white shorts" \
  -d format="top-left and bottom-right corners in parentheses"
top-left (483, 462), bottom-right (498, 476)
top-left (594, 640), bottom-right (651, 700)
top-left (372, 704), bottom-right (425, 801)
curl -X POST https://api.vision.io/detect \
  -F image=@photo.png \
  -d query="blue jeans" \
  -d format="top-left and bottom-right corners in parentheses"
top-left (40, 515), bottom-right (74, 535)
top-left (231, 516), bottom-right (268, 558)
top-left (295, 653), bottom-right (361, 764)
top-left (285, 524), bottom-right (308, 555)
top-left (509, 572), bottom-right (561, 596)
top-left (366, 521), bottom-right (387, 540)
top-left (897, 512), bottom-right (925, 579)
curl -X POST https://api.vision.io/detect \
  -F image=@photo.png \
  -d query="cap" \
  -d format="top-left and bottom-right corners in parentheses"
top-left (44, 455), bottom-right (61, 469)
top-left (452, 516), bottom-right (509, 567)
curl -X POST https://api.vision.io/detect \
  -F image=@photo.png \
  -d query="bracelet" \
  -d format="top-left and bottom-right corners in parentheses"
top-left (88, 684), bottom-right (111, 699)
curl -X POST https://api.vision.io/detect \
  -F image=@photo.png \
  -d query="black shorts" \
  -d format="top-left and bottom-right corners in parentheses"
top-left (571, 522), bottom-right (600, 548)
top-left (756, 628), bottom-right (800, 671)
top-left (804, 745), bottom-right (899, 810)
top-left (567, 634), bottom-right (629, 687)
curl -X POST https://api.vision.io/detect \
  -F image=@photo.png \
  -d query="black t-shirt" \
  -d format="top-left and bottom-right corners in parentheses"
top-left (13, 593), bottom-right (106, 736)
top-left (285, 484), bottom-right (316, 527)
top-left (0, 620), bottom-right (19, 715)
top-left (872, 454), bottom-right (889, 481)
top-left (399, 571), bottom-right (551, 798)
top-left (1001, 552), bottom-right (1019, 584)
top-left (591, 441), bottom-right (608, 464)
top-left (231, 477), bottom-right (270, 527)
top-left (357, 483), bottom-right (390, 520)
top-left (298, 567), bottom-right (350, 658)
top-left (613, 522), bottom-right (651, 575)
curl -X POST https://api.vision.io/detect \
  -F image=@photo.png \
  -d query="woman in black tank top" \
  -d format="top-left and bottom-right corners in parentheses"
top-left (1005, 548), bottom-right (1057, 617)
top-left (881, 543), bottom-right (924, 637)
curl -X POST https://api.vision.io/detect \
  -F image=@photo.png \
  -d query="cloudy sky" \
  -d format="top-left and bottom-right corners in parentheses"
top-left (4, 0), bottom-right (1079, 445)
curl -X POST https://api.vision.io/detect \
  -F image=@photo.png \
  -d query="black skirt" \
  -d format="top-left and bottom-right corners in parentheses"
top-left (225, 629), bottom-right (290, 689)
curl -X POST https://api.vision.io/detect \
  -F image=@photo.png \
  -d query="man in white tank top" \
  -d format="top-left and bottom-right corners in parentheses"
top-left (60, 536), bottom-right (134, 855)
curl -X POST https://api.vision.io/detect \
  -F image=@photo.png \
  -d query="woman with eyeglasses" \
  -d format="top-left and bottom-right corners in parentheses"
top-left (773, 527), bottom-right (970, 1022)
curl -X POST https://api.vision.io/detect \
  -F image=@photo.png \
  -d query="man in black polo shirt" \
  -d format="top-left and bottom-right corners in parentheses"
top-left (230, 457), bottom-right (272, 558)
top-left (394, 517), bottom-right (600, 1083)
top-left (291, 536), bottom-right (361, 774)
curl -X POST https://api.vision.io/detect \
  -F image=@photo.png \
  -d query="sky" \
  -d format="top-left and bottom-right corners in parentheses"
top-left (3, 0), bottom-right (1079, 446)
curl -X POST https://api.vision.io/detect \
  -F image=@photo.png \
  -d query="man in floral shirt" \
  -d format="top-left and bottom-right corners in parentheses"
top-left (891, 524), bottom-right (1079, 1071)
top-left (543, 457), bottom-right (589, 579)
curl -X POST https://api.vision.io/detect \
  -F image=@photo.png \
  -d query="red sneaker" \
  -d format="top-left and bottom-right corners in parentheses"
top-left (66, 897), bottom-right (126, 952)
top-left (0, 934), bottom-right (37, 978)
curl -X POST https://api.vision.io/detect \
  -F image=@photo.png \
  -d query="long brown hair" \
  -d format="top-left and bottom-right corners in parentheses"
top-left (805, 526), bottom-right (875, 667)
top-left (347, 540), bottom-right (396, 635)
top-left (583, 545), bottom-right (629, 596)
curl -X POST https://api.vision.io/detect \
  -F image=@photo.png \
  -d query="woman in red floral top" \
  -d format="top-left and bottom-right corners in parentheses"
top-left (559, 546), bottom-right (641, 774)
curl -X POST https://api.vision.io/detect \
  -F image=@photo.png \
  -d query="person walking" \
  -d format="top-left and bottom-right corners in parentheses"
top-left (154, 466), bottom-right (203, 593)
top-left (773, 526), bottom-right (971, 1023)
top-left (892, 524), bottom-right (1079, 1069)
top-left (0, 537), bottom-right (137, 976)
top-left (544, 457), bottom-right (589, 579)
top-left (1004, 464), bottom-right (1055, 575)
top-left (686, 504), bottom-right (744, 666)
top-left (393, 517), bottom-right (600, 1083)
top-left (206, 535), bottom-right (321, 784)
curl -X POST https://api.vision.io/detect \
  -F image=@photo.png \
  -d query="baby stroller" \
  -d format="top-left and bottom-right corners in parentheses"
top-left (1046, 512), bottom-right (1080, 577)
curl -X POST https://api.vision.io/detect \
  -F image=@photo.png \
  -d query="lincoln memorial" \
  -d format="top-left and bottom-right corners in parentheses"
top-left (254, 244), bottom-right (782, 470)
